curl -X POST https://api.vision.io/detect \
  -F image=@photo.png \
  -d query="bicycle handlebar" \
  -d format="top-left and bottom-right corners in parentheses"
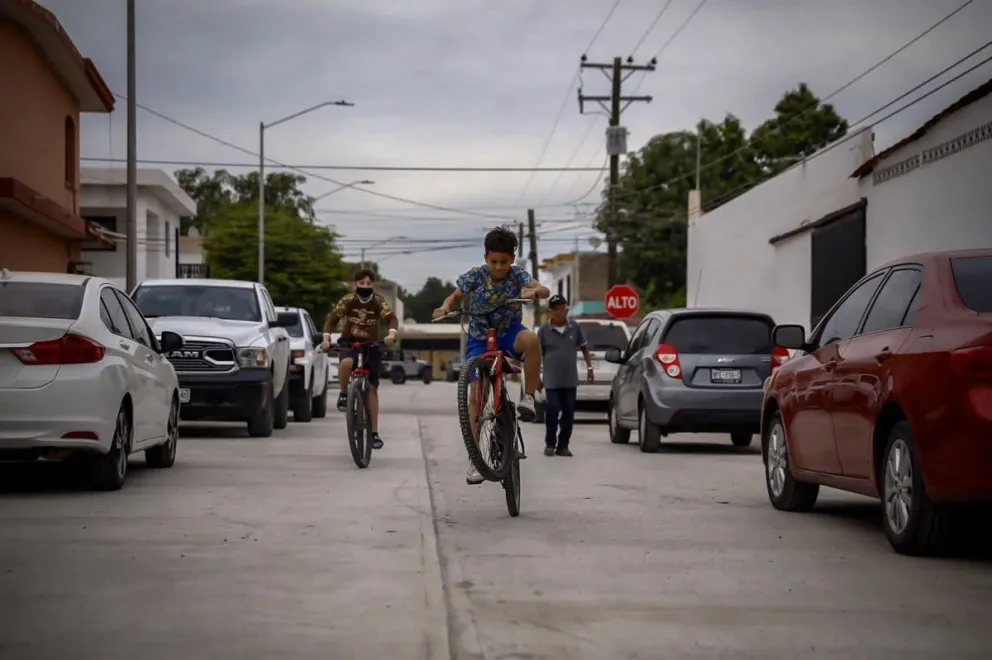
top-left (431, 298), bottom-right (531, 323)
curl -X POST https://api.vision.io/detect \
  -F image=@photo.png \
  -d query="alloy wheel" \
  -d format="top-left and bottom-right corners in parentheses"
top-left (166, 401), bottom-right (179, 460)
top-left (766, 420), bottom-right (788, 498)
top-left (884, 438), bottom-right (913, 535)
top-left (114, 409), bottom-right (130, 480)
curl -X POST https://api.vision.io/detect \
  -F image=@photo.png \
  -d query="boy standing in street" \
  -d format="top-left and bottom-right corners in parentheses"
top-left (538, 295), bottom-right (594, 457)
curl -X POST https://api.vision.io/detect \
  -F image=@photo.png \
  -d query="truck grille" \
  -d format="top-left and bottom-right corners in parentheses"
top-left (164, 341), bottom-right (236, 373)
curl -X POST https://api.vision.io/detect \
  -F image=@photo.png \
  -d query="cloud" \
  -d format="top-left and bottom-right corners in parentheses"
top-left (40, 0), bottom-right (992, 289)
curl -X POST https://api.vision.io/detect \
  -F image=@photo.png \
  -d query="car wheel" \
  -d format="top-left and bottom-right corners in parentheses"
top-left (391, 368), bottom-right (406, 385)
top-left (608, 398), bottom-right (631, 444)
top-left (273, 369), bottom-right (290, 430)
top-left (637, 401), bottom-right (662, 453)
top-left (146, 395), bottom-right (179, 468)
top-left (88, 402), bottom-right (131, 491)
top-left (422, 367), bottom-right (433, 384)
top-left (881, 420), bottom-right (953, 556)
top-left (312, 368), bottom-right (329, 419)
top-left (294, 373), bottom-right (314, 423)
top-left (247, 377), bottom-right (275, 437)
top-left (731, 432), bottom-right (753, 448)
top-left (763, 410), bottom-right (818, 512)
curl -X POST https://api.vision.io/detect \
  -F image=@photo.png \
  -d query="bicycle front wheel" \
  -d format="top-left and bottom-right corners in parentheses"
top-left (346, 379), bottom-right (372, 469)
top-left (457, 356), bottom-right (514, 481)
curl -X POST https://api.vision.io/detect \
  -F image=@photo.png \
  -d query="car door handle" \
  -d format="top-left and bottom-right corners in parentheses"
top-left (824, 359), bottom-right (837, 371)
top-left (119, 340), bottom-right (129, 350)
top-left (875, 349), bottom-right (892, 362)
top-left (277, 336), bottom-right (287, 342)
top-left (144, 354), bottom-right (155, 363)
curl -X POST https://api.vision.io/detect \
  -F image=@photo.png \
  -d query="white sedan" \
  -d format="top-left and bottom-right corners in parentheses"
top-left (0, 269), bottom-right (185, 491)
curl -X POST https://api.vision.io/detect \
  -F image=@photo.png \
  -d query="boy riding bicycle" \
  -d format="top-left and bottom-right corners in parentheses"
top-left (432, 226), bottom-right (550, 484)
top-left (322, 268), bottom-right (398, 450)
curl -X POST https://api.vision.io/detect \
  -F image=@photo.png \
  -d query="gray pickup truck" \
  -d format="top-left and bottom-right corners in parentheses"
top-left (380, 349), bottom-right (433, 384)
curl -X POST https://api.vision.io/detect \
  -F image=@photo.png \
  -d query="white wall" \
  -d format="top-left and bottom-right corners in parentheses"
top-left (686, 129), bottom-right (874, 332)
top-left (860, 93), bottom-right (992, 266)
top-left (81, 185), bottom-right (180, 286)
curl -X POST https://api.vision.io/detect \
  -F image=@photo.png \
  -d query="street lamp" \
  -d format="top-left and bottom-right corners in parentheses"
top-left (312, 180), bottom-right (374, 203)
top-left (258, 100), bottom-right (353, 284)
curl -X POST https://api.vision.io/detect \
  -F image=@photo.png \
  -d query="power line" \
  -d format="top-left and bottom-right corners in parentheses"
top-left (109, 93), bottom-right (516, 221)
top-left (78, 156), bottom-right (606, 173)
top-left (514, 0), bottom-right (624, 205)
top-left (630, 0), bottom-right (709, 95)
top-left (628, 0), bottom-right (675, 58)
top-left (535, 116), bottom-right (603, 205)
top-left (616, 4), bottom-right (984, 201)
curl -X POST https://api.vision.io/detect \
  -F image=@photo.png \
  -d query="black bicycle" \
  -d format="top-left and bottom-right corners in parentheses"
top-left (433, 298), bottom-right (528, 517)
top-left (334, 340), bottom-right (384, 469)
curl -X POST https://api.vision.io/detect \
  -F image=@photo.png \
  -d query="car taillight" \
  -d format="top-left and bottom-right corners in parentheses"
top-left (9, 333), bottom-right (105, 365)
top-left (772, 346), bottom-right (790, 370)
top-left (656, 343), bottom-right (682, 378)
top-left (951, 345), bottom-right (992, 382)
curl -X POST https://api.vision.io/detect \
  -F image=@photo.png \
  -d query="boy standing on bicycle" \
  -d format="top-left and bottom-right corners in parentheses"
top-left (432, 226), bottom-right (550, 484)
top-left (322, 268), bottom-right (398, 450)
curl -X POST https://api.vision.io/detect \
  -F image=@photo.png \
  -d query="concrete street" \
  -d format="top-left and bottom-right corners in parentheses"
top-left (1, 383), bottom-right (990, 659)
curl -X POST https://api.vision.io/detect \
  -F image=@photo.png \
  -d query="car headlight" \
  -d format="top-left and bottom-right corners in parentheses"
top-left (237, 347), bottom-right (269, 368)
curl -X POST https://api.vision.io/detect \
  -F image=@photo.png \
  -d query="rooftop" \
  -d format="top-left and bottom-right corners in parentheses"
top-left (0, 0), bottom-right (114, 112)
top-left (81, 167), bottom-right (198, 217)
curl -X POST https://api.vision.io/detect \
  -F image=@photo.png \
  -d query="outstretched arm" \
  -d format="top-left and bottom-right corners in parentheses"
top-left (521, 275), bottom-right (550, 300)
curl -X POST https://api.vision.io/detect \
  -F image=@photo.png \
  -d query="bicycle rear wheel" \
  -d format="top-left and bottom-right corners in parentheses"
top-left (346, 379), bottom-right (372, 469)
top-left (457, 356), bottom-right (514, 481)
top-left (503, 454), bottom-right (521, 516)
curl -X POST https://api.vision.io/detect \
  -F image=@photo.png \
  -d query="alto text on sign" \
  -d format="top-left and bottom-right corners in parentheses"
top-left (605, 285), bottom-right (639, 320)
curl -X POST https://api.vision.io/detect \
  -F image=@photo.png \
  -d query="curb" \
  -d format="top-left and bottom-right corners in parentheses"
top-left (418, 418), bottom-right (485, 660)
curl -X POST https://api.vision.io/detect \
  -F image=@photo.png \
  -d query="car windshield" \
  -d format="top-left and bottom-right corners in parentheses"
top-left (950, 255), bottom-right (992, 313)
top-left (132, 285), bottom-right (262, 322)
top-left (0, 282), bottom-right (85, 319)
top-left (284, 314), bottom-right (304, 337)
top-left (662, 315), bottom-right (774, 355)
top-left (578, 323), bottom-right (628, 351)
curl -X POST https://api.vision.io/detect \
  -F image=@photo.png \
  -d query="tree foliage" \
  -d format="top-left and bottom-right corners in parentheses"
top-left (401, 276), bottom-right (455, 323)
top-left (607, 84), bottom-right (849, 308)
top-left (175, 168), bottom-right (348, 320)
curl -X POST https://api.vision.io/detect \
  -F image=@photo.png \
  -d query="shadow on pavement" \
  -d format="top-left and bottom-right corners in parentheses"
top-left (178, 423), bottom-right (253, 439)
top-left (649, 441), bottom-right (762, 456)
top-left (0, 460), bottom-right (150, 495)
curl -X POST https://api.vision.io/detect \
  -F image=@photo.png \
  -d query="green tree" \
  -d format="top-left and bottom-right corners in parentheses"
top-left (401, 276), bottom-right (454, 323)
top-left (203, 202), bottom-right (348, 320)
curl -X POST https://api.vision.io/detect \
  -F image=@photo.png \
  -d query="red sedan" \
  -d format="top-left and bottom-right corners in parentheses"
top-left (761, 249), bottom-right (991, 556)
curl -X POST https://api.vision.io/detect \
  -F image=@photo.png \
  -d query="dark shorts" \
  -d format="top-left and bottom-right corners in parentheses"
top-left (463, 323), bottom-right (528, 382)
top-left (337, 337), bottom-right (381, 388)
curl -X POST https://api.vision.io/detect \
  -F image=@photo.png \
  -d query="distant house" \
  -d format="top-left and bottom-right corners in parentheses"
top-left (80, 167), bottom-right (197, 288)
top-left (0, 0), bottom-right (116, 273)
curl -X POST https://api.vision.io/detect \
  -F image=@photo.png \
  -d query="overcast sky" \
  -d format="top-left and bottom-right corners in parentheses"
top-left (45, 0), bottom-right (992, 291)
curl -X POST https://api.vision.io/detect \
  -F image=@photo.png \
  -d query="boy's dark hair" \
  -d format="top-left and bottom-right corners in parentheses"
top-left (353, 268), bottom-right (376, 282)
top-left (484, 225), bottom-right (518, 256)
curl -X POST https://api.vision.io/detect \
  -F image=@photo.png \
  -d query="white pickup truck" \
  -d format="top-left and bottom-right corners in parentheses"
top-left (130, 279), bottom-right (294, 437)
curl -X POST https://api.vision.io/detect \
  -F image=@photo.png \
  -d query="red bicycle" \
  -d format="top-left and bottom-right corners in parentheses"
top-left (433, 298), bottom-right (528, 516)
top-left (333, 340), bottom-right (384, 469)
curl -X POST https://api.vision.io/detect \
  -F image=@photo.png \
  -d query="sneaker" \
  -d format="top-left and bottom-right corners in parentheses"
top-left (543, 447), bottom-right (555, 457)
top-left (336, 393), bottom-right (347, 412)
top-left (466, 464), bottom-right (484, 485)
top-left (517, 393), bottom-right (536, 420)
top-left (555, 447), bottom-right (573, 457)
top-left (371, 433), bottom-right (384, 450)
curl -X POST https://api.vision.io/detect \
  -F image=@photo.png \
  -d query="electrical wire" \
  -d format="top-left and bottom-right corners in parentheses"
top-left (78, 156), bottom-right (606, 173)
top-left (615, 37), bottom-right (992, 201)
top-left (514, 0), bottom-right (624, 205)
top-left (108, 93), bottom-right (515, 221)
top-left (630, 0), bottom-right (709, 95)
top-left (628, 0), bottom-right (675, 58)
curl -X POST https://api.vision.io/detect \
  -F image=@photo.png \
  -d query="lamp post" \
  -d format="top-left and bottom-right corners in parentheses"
top-left (258, 100), bottom-right (353, 284)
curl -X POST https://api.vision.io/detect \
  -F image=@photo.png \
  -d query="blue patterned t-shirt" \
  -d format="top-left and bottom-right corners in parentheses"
top-left (456, 264), bottom-right (533, 341)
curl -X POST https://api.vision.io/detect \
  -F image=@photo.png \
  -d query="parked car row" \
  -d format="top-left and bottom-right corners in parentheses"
top-left (599, 248), bottom-right (991, 556)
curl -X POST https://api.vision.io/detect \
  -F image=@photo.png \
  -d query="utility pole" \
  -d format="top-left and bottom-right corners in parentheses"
top-left (124, 0), bottom-right (137, 292)
top-left (527, 209), bottom-right (540, 321)
top-left (517, 221), bottom-right (524, 258)
top-left (578, 55), bottom-right (655, 287)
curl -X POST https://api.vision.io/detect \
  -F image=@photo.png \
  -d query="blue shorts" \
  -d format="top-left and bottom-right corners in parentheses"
top-left (464, 323), bottom-right (528, 381)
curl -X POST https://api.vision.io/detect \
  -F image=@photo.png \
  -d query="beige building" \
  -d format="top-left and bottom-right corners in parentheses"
top-left (0, 0), bottom-right (116, 272)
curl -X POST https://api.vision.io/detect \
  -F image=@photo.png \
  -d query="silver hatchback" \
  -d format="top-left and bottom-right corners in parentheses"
top-left (605, 309), bottom-right (787, 452)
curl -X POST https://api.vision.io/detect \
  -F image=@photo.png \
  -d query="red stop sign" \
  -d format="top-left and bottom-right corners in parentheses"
top-left (605, 285), bottom-right (639, 319)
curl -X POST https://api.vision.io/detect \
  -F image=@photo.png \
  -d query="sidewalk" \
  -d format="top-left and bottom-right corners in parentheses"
top-left (0, 413), bottom-right (449, 660)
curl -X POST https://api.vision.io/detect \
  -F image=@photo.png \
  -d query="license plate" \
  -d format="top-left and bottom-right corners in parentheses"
top-left (179, 388), bottom-right (191, 403)
top-left (710, 369), bottom-right (741, 384)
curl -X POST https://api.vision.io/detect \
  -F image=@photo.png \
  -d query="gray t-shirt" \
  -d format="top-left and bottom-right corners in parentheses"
top-left (538, 319), bottom-right (587, 390)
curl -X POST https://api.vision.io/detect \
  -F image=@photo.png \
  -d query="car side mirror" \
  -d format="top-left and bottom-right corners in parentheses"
top-left (772, 324), bottom-right (807, 351)
top-left (271, 311), bottom-right (297, 328)
top-left (312, 334), bottom-right (324, 348)
top-left (158, 331), bottom-right (185, 353)
top-left (604, 347), bottom-right (624, 364)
